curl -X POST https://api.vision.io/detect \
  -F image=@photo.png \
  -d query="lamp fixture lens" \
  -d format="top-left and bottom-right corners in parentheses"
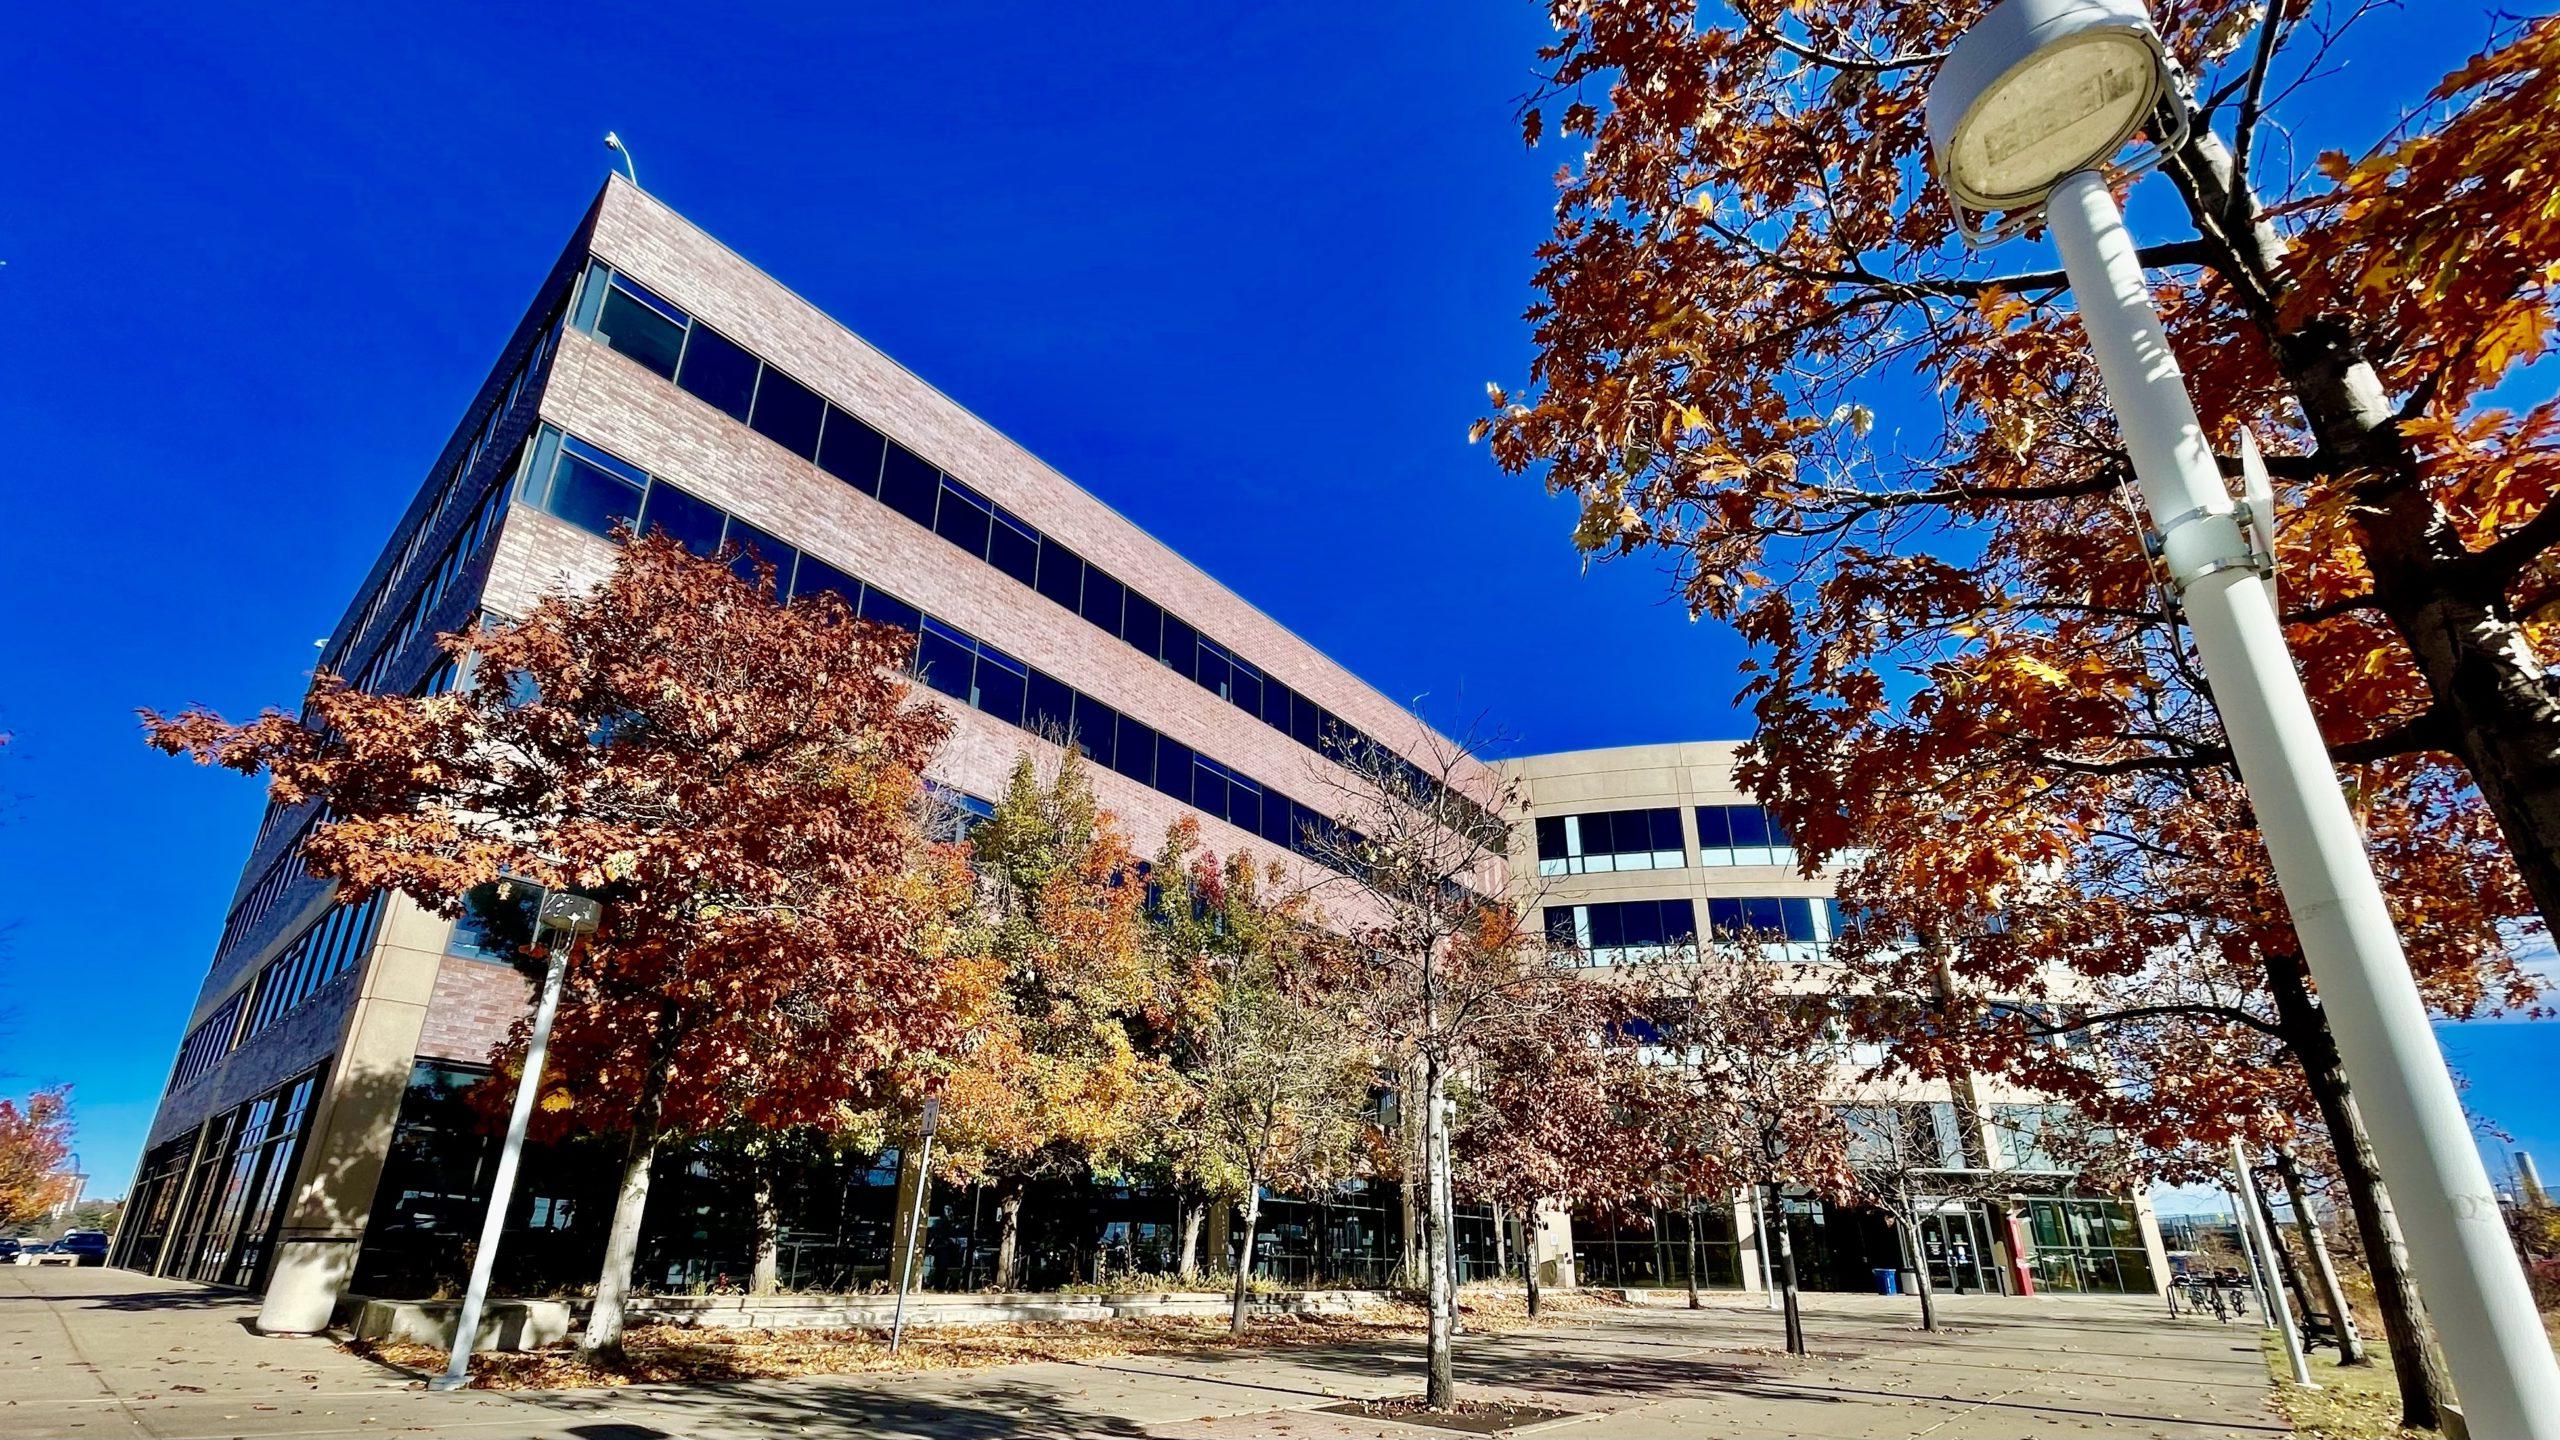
top-left (1947, 34), bottom-right (2160, 206)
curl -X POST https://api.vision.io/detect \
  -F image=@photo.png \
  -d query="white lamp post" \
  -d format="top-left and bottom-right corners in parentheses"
top-left (1925, 4), bottom-right (2560, 1433)
top-left (430, 890), bottom-right (602, 1393)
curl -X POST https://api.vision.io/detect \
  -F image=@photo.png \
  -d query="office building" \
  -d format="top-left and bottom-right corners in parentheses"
top-left (115, 181), bottom-right (2160, 1326)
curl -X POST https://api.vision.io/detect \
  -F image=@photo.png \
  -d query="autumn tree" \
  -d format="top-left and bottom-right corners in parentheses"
top-left (0, 1088), bottom-right (74, 1231)
top-left (1306, 724), bottom-right (1570, 1409)
top-left (144, 532), bottom-right (985, 1358)
top-left (931, 749), bottom-right (1165, 1290)
top-left (1631, 944), bottom-right (1855, 1356)
top-left (1142, 821), bottom-right (1379, 1331)
top-left (1490, 1), bottom-right (2560, 932)
top-left (1452, 971), bottom-right (1659, 1318)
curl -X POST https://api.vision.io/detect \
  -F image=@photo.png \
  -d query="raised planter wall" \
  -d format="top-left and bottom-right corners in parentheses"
top-left (636, 1288), bottom-right (1383, 1330)
top-left (336, 1288), bottom-right (1384, 1351)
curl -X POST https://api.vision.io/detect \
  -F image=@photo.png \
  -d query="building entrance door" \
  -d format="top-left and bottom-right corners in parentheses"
top-left (1919, 1204), bottom-right (1999, 1294)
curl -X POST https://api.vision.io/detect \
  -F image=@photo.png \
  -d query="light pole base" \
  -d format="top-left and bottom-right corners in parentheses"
top-left (426, 1372), bottom-right (470, 1392)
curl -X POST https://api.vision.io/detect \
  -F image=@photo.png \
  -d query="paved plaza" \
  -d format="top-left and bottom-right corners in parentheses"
top-left (2, 1266), bottom-right (2284, 1439)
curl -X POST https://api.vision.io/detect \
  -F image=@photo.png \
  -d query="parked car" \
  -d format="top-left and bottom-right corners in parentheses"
top-left (55, 1230), bottom-right (109, 1266)
top-left (14, 1242), bottom-right (75, 1266)
top-left (0, 1238), bottom-right (21, 1263)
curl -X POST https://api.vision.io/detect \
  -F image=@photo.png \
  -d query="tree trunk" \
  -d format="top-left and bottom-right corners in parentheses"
top-left (2278, 1144), bottom-right (2368, 1365)
top-left (1495, 1207), bottom-right (1509, 1275)
top-left (1769, 1183), bottom-right (1806, 1355)
top-left (2267, 949), bottom-right (2452, 1429)
top-left (1229, 1186), bottom-right (1261, 1337)
top-left (581, 1060), bottom-right (668, 1361)
top-left (993, 1181), bottom-right (1023, 1292)
top-left (749, 1154), bottom-right (781, 1295)
top-left (1520, 1204), bottom-right (1541, 1318)
top-left (1421, 1055), bottom-right (1456, 1409)
top-left (2165, 117), bottom-right (2560, 939)
top-left (1685, 1204), bottom-right (1703, 1310)
top-left (1179, 1196), bottom-right (1205, 1284)
top-left (1900, 1191), bottom-right (1937, 1333)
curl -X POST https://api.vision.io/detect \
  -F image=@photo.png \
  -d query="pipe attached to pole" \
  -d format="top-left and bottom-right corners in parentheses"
top-left (2236, 1140), bottom-right (2315, 1386)
top-left (431, 936), bottom-right (577, 1392)
top-left (2044, 169), bottom-right (2560, 1436)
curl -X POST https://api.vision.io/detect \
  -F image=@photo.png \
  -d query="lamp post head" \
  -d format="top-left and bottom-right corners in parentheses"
top-left (1925, 0), bottom-right (2182, 246)
top-left (537, 892), bottom-right (603, 935)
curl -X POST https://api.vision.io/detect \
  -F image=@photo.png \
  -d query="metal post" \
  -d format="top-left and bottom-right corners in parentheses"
top-left (2045, 169), bottom-right (2560, 1437)
top-left (888, 1097), bottom-right (940, 1357)
top-left (2236, 1141), bottom-right (2315, 1386)
top-left (431, 936), bottom-right (576, 1392)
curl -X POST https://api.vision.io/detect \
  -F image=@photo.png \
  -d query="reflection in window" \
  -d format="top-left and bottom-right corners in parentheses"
top-left (448, 880), bottom-right (544, 963)
top-left (1694, 805), bottom-right (1797, 867)
top-left (1536, 808), bottom-right (1685, 876)
top-left (590, 273), bottom-right (687, 380)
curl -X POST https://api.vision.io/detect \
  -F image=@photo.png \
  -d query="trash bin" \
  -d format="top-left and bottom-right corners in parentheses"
top-left (1873, 1267), bottom-right (1900, 1295)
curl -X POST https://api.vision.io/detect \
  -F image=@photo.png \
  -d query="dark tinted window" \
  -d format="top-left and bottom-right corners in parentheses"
top-left (1744, 897), bottom-right (1785, 934)
top-left (1160, 614), bottom-right (1199, 678)
top-left (1226, 778), bottom-right (1261, 835)
top-left (1120, 592), bottom-right (1163, 658)
top-left (928, 477), bottom-right (988, 554)
top-left (1535, 816), bottom-right (1567, 860)
top-left (748, 367), bottom-right (825, 458)
top-left (878, 444), bottom-right (940, 527)
top-left (1729, 805), bottom-right (1771, 847)
top-left (1289, 694), bottom-right (1321, 749)
top-left (1261, 680), bottom-right (1295, 733)
top-left (675, 325), bottom-right (759, 422)
top-left (988, 511), bottom-right (1039, 586)
top-left (1654, 808), bottom-right (1687, 851)
top-left (974, 651), bottom-right (1027, 725)
top-left (1025, 669), bottom-right (1074, 739)
top-left (792, 554), bottom-right (860, 610)
top-left (1544, 907), bottom-right (1577, 947)
top-left (1663, 899), bottom-right (1698, 941)
top-left (1781, 897), bottom-right (1818, 942)
top-left (916, 622), bottom-right (973, 699)
top-left (724, 519), bottom-right (796, 592)
top-left (1036, 542), bottom-right (1084, 611)
top-left (1695, 805), bottom-right (1731, 849)
top-left (595, 281), bottom-right (686, 379)
top-left (638, 483), bottom-right (725, 557)
top-left (1156, 736), bottom-right (1196, 802)
top-left (1228, 660), bottom-right (1262, 718)
top-left (1708, 898), bottom-right (1743, 934)
top-left (545, 453), bottom-right (644, 538)
top-left (1259, 792), bottom-right (1298, 847)
top-left (1072, 694), bottom-right (1118, 769)
top-left (1079, 569), bottom-right (1125, 634)
top-left (817, 405), bottom-right (884, 492)
top-left (859, 586), bottom-right (921, 635)
top-left (1194, 641), bottom-right (1231, 701)
top-left (1116, 718), bottom-right (1161, 787)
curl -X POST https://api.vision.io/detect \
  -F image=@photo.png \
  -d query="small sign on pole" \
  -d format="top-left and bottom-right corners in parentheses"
top-left (887, 1097), bottom-right (941, 1357)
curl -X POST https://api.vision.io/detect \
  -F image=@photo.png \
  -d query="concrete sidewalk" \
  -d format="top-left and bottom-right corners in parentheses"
top-left (1, 1266), bottom-right (2283, 1439)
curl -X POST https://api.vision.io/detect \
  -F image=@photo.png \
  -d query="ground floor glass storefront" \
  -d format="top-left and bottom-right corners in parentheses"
top-left (1571, 1204), bottom-right (1743, 1289)
top-left (2021, 1197), bottom-right (2155, 1295)
top-left (110, 1070), bottom-right (320, 1290)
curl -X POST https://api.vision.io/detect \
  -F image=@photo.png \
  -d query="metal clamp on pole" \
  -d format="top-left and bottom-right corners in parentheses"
top-left (2144, 501), bottom-right (2270, 596)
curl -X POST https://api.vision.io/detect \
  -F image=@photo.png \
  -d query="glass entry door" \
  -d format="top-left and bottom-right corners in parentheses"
top-left (1918, 1204), bottom-right (1999, 1294)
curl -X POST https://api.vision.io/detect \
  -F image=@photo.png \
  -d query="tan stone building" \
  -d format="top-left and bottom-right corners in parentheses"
top-left (1506, 741), bottom-right (2172, 1299)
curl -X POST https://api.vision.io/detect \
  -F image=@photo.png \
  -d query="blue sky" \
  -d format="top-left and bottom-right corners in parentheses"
top-left (1, 2), bottom-right (2549, 1200)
